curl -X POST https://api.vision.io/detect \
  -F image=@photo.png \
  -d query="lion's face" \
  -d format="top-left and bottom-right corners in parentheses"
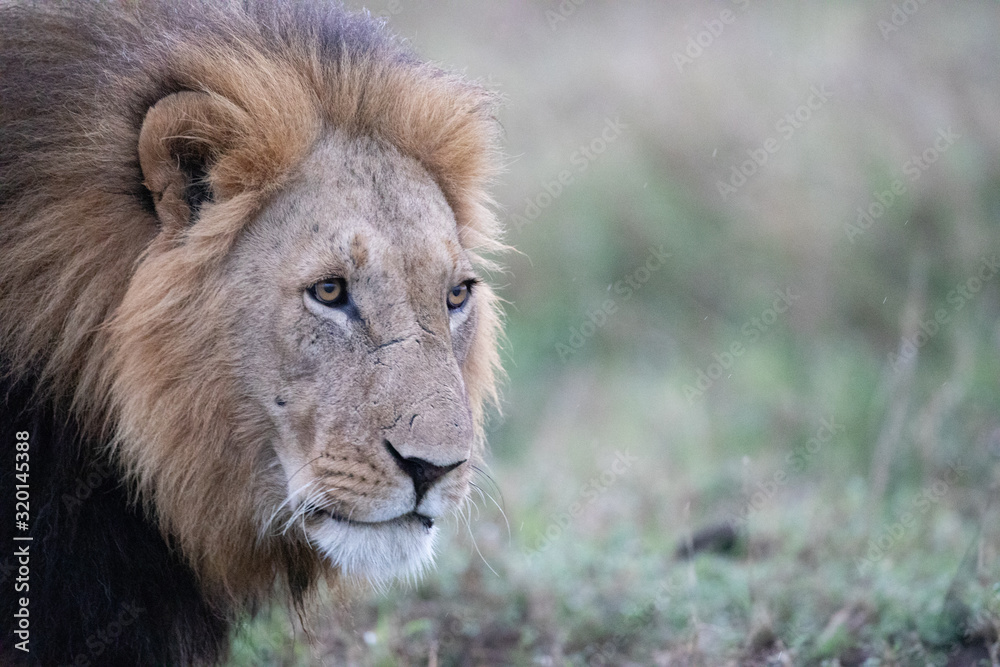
top-left (106, 77), bottom-right (500, 597)
top-left (225, 133), bottom-right (478, 582)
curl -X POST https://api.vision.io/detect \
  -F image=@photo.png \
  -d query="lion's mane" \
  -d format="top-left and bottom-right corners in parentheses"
top-left (0, 2), bottom-right (502, 664)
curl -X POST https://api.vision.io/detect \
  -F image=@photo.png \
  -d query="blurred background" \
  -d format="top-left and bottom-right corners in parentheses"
top-left (236, 2), bottom-right (1000, 664)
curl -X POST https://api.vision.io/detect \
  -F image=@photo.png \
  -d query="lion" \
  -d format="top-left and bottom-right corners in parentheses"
top-left (0, 2), bottom-right (503, 664)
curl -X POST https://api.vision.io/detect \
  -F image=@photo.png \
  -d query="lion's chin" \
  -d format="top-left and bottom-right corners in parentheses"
top-left (307, 512), bottom-right (439, 586)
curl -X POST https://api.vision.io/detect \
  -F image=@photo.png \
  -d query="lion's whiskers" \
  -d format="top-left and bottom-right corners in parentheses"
top-left (271, 479), bottom-right (326, 537)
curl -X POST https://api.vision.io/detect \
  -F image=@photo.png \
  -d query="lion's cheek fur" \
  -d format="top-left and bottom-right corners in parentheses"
top-left (105, 227), bottom-right (308, 600)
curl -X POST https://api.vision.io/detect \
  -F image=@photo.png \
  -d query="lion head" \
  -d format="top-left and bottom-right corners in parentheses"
top-left (219, 131), bottom-right (485, 583)
top-left (0, 1), bottom-right (503, 606)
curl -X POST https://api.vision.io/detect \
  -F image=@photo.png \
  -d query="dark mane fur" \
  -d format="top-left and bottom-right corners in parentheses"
top-left (1, 375), bottom-right (229, 665)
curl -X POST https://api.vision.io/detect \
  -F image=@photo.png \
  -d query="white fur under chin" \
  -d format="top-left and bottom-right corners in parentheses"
top-left (308, 516), bottom-right (439, 587)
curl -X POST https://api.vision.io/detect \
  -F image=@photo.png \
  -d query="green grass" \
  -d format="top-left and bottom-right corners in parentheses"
top-left (230, 359), bottom-right (1000, 664)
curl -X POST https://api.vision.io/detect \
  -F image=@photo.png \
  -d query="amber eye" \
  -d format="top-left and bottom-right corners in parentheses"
top-left (310, 278), bottom-right (348, 306)
top-left (447, 282), bottom-right (471, 310)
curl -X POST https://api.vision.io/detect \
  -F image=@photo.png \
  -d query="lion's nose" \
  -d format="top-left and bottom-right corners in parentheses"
top-left (384, 440), bottom-right (465, 503)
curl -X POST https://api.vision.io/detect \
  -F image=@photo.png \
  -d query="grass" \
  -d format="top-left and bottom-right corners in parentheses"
top-left (230, 358), bottom-right (1000, 664)
top-left (229, 1), bottom-right (1000, 664)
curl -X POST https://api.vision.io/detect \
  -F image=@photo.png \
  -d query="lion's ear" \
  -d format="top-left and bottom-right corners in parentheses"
top-left (139, 91), bottom-right (241, 230)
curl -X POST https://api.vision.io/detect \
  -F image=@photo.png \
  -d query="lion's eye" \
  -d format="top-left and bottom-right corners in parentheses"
top-left (447, 283), bottom-right (471, 310)
top-left (310, 278), bottom-right (348, 307)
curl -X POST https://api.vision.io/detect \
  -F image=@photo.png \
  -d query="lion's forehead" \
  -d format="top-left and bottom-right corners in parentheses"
top-left (245, 132), bottom-right (468, 287)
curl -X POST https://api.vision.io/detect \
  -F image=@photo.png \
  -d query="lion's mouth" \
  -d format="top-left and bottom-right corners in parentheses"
top-left (302, 503), bottom-right (441, 583)
top-left (309, 507), bottom-right (435, 531)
